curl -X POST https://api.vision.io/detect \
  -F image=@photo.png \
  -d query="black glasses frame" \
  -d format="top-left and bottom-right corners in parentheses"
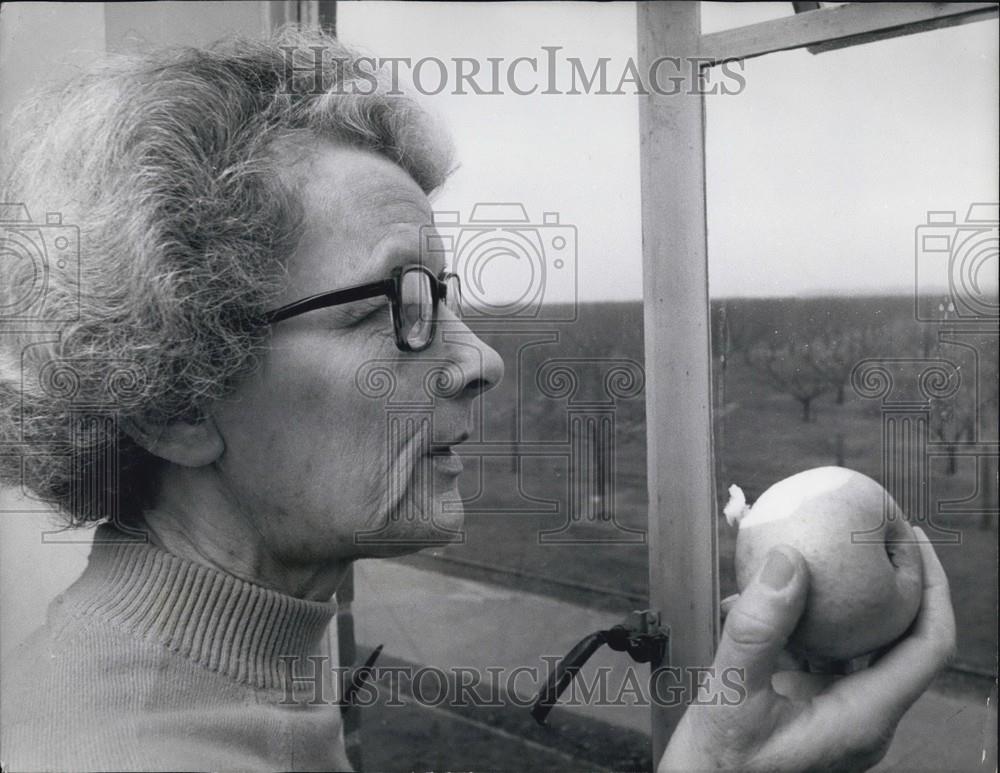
top-left (261, 265), bottom-right (461, 352)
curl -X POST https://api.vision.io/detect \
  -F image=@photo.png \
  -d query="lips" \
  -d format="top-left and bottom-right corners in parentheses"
top-left (430, 447), bottom-right (464, 475)
top-left (429, 432), bottom-right (469, 475)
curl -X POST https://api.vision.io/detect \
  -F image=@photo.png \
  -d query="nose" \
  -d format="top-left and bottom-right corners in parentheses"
top-left (464, 334), bottom-right (504, 398)
top-left (436, 312), bottom-right (504, 399)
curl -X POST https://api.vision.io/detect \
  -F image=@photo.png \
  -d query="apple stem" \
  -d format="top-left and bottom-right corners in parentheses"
top-left (724, 484), bottom-right (751, 528)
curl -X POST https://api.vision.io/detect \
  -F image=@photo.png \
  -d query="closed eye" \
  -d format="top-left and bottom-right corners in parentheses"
top-left (348, 298), bottom-right (389, 323)
top-left (323, 297), bottom-right (388, 328)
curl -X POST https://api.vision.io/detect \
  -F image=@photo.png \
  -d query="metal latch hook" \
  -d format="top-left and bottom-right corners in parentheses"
top-left (530, 609), bottom-right (669, 725)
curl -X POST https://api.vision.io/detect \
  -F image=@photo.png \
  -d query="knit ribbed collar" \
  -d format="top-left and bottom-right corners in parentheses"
top-left (62, 524), bottom-right (338, 689)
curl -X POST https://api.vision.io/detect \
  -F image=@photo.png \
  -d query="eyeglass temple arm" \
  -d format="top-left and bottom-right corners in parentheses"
top-left (261, 279), bottom-right (395, 325)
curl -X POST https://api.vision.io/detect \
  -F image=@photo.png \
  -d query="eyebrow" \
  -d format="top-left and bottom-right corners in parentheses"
top-left (364, 226), bottom-right (441, 280)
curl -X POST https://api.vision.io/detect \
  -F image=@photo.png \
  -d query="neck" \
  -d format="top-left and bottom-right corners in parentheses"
top-left (137, 465), bottom-right (350, 602)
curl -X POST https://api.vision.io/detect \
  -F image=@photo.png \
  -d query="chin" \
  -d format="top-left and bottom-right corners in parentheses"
top-left (352, 479), bottom-right (466, 558)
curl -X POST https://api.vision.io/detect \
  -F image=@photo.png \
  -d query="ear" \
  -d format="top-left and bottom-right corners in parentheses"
top-left (123, 414), bottom-right (225, 468)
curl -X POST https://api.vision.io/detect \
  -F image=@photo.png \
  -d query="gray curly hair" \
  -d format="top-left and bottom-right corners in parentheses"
top-left (0, 28), bottom-right (454, 525)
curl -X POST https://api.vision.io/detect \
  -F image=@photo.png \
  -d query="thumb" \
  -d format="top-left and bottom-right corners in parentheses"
top-left (714, 546), bottom-right (809, 695)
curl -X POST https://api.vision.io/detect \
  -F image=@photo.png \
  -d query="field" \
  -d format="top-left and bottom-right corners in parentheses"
top-left (400, 297), bottom-right (998, 675)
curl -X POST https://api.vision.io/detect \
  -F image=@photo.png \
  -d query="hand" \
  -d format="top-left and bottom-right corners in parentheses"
top-left (659, 527), bottom-right (956, 772)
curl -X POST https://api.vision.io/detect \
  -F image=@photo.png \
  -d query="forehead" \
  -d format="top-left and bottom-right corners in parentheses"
top-left (283, 142), bottom-right (435, 293)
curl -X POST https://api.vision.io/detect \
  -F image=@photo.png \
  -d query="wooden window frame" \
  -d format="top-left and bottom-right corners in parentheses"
top-left (637, 1), bottom-right (998, 761)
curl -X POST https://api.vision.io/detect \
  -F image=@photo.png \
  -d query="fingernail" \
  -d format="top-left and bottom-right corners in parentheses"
top-left (761, 549), bottom-right (795, 590)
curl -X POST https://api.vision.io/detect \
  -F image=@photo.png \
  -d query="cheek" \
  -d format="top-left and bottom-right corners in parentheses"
top-left (216, 334), bottom-right (396, 506)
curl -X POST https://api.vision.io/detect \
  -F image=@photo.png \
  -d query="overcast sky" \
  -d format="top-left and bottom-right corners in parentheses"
top-left (2, 2), bottom-right (996, 301)
top-left (339, 2), bottom-right (999, 300)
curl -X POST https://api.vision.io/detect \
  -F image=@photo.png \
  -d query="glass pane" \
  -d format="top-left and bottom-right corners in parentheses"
top-left (338, 3), bottom-right (651, 770)
top-left (706, 18), bottom-right (998, 772)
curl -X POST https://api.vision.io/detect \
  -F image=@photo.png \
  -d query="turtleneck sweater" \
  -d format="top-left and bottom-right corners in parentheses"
top-left (0, 524), bottom-right (352, 772)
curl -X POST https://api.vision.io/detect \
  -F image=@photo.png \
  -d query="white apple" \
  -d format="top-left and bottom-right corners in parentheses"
top-left (727, 466), bottom-right (923, 661)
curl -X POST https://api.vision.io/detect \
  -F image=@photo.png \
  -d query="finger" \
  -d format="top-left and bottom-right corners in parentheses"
top-left (825, 526), bottom-right (956, 721)
top-left (909, 526), bottom-right (957, 646)
top-left (713, 546), bottom-right (809, 695)
top-left (720, 594), bottom-right (739, 620)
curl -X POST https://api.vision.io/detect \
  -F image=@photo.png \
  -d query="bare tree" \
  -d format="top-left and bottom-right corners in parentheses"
top-left (807, 326), bottom-right (876, 405)
top-left (975, 355), bottom-right (999, 529)
top-left (928, 388), bottom-right (975, 475)
top-left (749, 339), bottom-right (832, 422)
top-left (925, 333), bottom-right (994, 478)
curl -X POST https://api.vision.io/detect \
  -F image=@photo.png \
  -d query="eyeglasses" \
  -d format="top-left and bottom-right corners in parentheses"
top-left (262, 265), bottom-right (462, 352)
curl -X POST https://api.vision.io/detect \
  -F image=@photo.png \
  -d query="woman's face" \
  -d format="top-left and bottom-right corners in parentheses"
top-left (210, 142), bottom-right (503, 564)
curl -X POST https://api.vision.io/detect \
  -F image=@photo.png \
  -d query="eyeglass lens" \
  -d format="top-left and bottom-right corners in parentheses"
top-left (400, 269), bottom-right (434, 349)
top-left (445, 274), bottom-right (461, 317)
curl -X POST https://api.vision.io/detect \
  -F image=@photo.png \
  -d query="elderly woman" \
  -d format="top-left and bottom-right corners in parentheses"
top-left (0, 29), bottom-right (954, 773)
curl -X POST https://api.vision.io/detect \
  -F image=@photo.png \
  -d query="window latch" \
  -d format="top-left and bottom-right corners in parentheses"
top-left (530, 609), bottom-right (669, 725)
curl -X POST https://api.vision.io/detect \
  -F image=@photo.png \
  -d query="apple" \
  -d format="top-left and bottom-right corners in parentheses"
top-left (726, 466), bottom-right (923, 661)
